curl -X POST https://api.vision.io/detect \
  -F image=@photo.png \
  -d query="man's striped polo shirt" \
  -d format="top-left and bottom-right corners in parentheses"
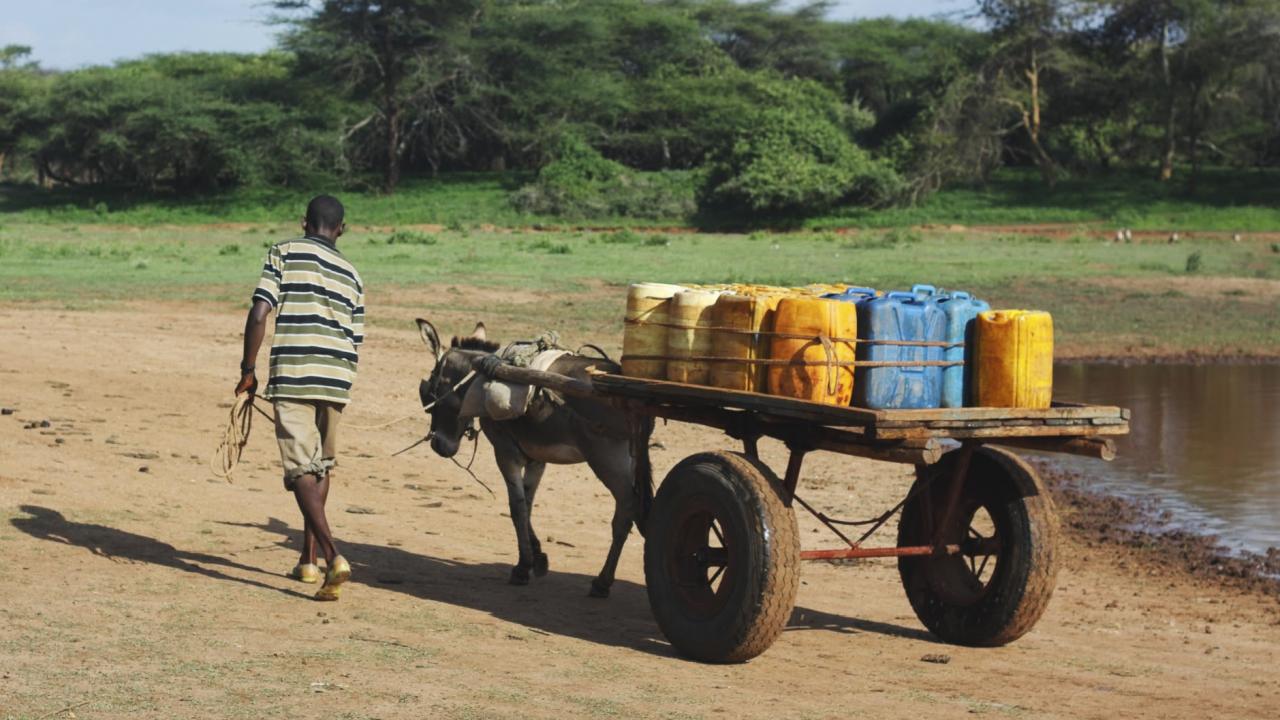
top-left (252, 234), bottom-right (365, 404)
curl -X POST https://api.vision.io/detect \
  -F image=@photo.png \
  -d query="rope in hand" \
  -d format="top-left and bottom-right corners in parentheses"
top-left (209, 392), bottom-right (274, 482)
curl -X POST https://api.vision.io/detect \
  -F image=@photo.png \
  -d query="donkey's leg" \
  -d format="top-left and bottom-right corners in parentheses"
top-left (486, 424), bottom-right (537, 586)
top-left (584, 443), bottom-right (638, 599)
top-left (522, 461), bottom-right (550, 577)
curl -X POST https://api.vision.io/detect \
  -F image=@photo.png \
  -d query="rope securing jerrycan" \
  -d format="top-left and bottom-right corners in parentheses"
top-left (975, 310), bottom-right (1053, 409)
top-left (621, 283), bottom-right (685, 380)
top-left (767, 296), bottom-right (857, 405)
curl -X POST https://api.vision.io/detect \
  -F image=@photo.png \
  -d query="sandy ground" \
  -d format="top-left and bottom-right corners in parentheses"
top-left (2, 306), bottom-right (1279, 720)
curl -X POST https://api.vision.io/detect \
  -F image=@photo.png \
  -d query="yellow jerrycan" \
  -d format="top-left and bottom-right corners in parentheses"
top-left (621, 283), bottom-right (685, 379)
top-left (709, 292), bottom-right (784, 393)
top-left (975, 310), bottom-right (1053, 408)
top-left (666, 289), bottom-right (722, 384)
top-left (768, 296), bottom-right (857, 405)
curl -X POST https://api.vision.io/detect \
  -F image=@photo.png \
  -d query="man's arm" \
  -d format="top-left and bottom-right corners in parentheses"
top-left (235, 299), bottom-right (272, 396)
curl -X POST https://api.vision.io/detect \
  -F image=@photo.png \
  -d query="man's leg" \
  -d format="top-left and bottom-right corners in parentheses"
top-left (299, 474), bottom-right (329, 566)
top-left (301, 518), bottom-right (316, 567)
top-left (292, 473), bottom-right (338, 565)
top-left (276, 400), bottom-right (331, 581)
top-left (310, 403), bottom-right (349, 600)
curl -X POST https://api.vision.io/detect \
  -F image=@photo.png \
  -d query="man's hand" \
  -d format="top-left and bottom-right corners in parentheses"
top-left (235, 370), bottom-right (258, 397)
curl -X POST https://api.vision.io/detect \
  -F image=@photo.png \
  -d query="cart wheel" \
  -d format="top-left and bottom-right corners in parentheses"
top-left (897, 446), bottom-right (1059, 647)
top-left (644, 451), bottom-right (799, 663)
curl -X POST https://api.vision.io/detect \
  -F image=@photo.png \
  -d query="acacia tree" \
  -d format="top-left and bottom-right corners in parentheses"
top-left (978, 0), bottom-right (1085, 188)
top-left (274, 0), bottom-right (483, 192)
top-left (0, 45), bottom-right (43, 179)
top-left (1097, 0), bottom-right (1280, 182)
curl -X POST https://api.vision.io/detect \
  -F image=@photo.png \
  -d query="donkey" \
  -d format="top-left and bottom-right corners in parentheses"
top-left (415, 319), bottom-right (651, 597)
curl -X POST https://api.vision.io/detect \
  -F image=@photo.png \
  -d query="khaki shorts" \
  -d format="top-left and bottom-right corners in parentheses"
top-left (273, 399), bottom-right (344, 486)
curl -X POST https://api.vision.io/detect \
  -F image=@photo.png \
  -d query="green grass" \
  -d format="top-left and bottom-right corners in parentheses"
top-left (5, 166), bottom-right (1280, 231)
top-left (809, 167), bottom-right (1280, 231)
top-left (2, 223), bottom-right (1276, 357)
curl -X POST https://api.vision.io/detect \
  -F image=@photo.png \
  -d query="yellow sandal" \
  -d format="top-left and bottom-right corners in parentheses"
top-left (314, 556), bottom-right (351, 601)
top-left (290, 563), bottom-right (322, 584)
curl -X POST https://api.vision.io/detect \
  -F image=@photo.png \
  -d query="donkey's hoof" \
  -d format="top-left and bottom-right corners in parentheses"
top-left (588, 578), bottom-right (611, 599)
top-left (533, 552), bottom-right (550, 577)
top-left (509, 565), bottom-right (531, 586)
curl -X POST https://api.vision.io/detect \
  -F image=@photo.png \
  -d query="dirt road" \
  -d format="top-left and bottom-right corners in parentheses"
top-left (2, 307), bottom-right (1277, 719)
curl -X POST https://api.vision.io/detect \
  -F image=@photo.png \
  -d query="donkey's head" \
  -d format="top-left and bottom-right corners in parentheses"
top-left (416, 318), bottom-right (498, 458)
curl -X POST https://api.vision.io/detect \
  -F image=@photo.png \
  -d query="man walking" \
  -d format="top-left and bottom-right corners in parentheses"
top-left (235, 195), bottom-right (365, 601)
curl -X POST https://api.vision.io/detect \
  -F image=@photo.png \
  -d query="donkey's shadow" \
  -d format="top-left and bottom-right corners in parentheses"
top-left (223, 516), bottom-right (676, 655)
top-left (224, 516), bottom-right (939, 650)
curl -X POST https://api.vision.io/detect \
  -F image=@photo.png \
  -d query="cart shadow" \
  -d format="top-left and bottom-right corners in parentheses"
top-left (787, 606), bottom-right (940, 644)
top-left (10, 505), bottom-right (311, 599)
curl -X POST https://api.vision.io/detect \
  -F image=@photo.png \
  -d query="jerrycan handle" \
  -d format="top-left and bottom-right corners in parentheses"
top-left (887, 291), bottom-right (920, 302)
top-left (911, 284), bottom-right (937, 296)
top-left (948, 291), bottom-right (971, 300)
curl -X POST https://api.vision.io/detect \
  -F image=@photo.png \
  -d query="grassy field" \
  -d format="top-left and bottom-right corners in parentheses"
top-left (6, 167), bottom-right (1280, 232)
top-left (3, 223), bottom-right (1277, 358)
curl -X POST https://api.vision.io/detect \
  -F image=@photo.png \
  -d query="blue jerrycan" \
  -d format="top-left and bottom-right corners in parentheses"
top-left (854, 291), bottom-right (945, 409)
top-left (822, 287), bottom-right (878, 301)
top-left (936, 291), bottom-right (990, 407)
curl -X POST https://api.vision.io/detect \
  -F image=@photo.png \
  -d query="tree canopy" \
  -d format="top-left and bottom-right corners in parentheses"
top-left (5, 0), bottom-right (1280, 218)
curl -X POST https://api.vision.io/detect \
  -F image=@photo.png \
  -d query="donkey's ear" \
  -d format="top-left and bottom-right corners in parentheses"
top-left (471, 322), bottom-right (487, 342)
top-left (416, 318), bottom-right (442, 360)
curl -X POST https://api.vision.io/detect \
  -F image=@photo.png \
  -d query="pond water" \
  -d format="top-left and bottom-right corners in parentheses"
top-left (1050, 363), bottom-right (1280, 555)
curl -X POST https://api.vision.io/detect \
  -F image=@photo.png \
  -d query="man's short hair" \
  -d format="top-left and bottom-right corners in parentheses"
top-left (305, 195), bottom-right (344, 231)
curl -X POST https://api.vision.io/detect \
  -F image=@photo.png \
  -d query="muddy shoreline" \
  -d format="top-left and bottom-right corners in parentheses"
top-left (1056, 351), bottom-right (1280, 365)
top-left (1034, 460), bottom-right (1280, 600)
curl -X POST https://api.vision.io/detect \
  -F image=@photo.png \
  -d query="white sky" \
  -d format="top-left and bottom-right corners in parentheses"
top-left (1, 1), bottom-right (965, 70)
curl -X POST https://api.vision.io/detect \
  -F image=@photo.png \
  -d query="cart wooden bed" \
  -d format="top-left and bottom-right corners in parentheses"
top-left (487, 362), bottom-right (1130, 663)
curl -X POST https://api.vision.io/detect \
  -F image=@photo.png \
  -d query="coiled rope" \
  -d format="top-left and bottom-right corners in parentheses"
top-left (209, 392), bottom-right (273, 482)
top-left (211, 369), bottom-right (480, 481)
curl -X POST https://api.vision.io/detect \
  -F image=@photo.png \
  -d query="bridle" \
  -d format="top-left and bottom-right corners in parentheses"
top-left (408, 348), bottom-right (481, 451)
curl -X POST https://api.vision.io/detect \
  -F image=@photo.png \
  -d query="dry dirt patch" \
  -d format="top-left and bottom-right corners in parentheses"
top-left (1, 305), bottom-right (1278, 719)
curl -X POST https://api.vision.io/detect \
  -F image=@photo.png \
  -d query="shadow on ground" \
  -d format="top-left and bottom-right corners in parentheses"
top-left (10, 505), bottom-right (936, 658)
top-left (229, 516), bottom-right (940, 653)
top-left (10, 505), bottom-right (311, 599)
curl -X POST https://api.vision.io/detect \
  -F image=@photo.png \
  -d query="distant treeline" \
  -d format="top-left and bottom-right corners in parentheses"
top-left (2, 0), bottom-right (1278, 218)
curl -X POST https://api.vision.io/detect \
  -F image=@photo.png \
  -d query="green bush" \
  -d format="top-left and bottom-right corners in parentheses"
top-left (527, 238), bottom-right (572, 254)
top-left (385, 230), bottom-right (439, 245)
top-left (602, 229), bottom-right (642, 244)
top-left (701, 104), bottom-right (901, 217)
top-left (510, 135), bottom-right (698, 220)
top-left (1185, 251), bottom-right (1203, 274)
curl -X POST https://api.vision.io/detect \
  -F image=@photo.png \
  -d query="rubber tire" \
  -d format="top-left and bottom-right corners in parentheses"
top-left (644, 451), bottom-right (800, 663)
top-left (897, 445), bottom-right (1059, 647)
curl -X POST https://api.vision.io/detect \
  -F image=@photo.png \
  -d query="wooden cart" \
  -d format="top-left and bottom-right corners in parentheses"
top-left (592, 374), bottom-right (1128, 663)
top-left (486, 362), bottom-right (1130, 663)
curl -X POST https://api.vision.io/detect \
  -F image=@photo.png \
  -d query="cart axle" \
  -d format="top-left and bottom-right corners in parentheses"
top-left (800, 544), bottom-right (961, 560)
